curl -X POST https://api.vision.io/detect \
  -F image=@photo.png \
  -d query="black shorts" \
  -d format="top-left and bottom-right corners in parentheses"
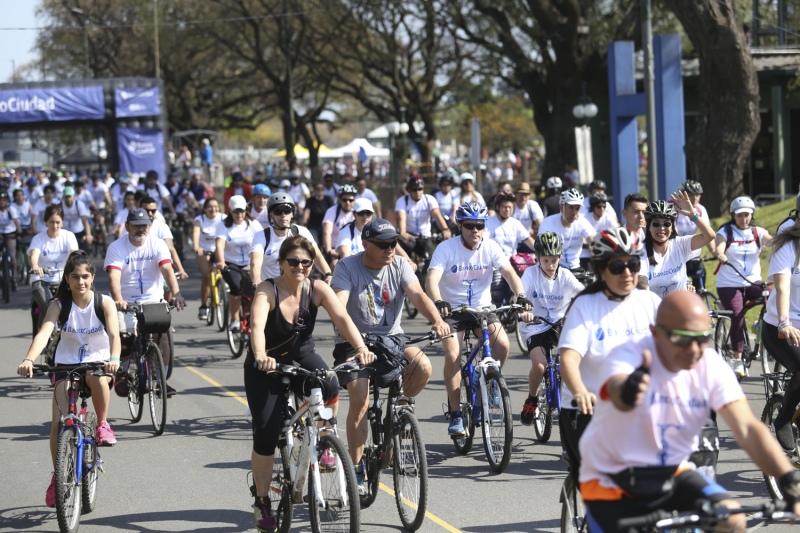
top-left (584, 470), bottom-right (730, 533)
top-left (333, 340), bottom-right (404, 388)
top-left (445, 311), bottom-right (500, 332)
top-left (526, 328), bottom-right (559, 353)
top-left (221, 263), bottom-right (252, 296)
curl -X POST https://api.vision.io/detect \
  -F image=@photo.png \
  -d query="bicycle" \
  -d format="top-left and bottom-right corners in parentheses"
top-left (0, 236), bottom-right (11, 303)
top-left (569, 267), bottom-right (597, 287)
top-left (32, 362), bottom-right (110, 533)
top-left (121, 303), bottom-right (171, 436)
top-left (164, 212), bottom-right (186, 262)
top-left (205, 253), bottom-right (228, 331)
top-left (760, 370), bottom-right (799, 502)
top-left (616, 499), bottom-right (796, 531)
top-left (528, 316), bottom-right (563, 443)
top-left (227, 270), bottom-right (252, 359)
top-left (254, 361), bottom-right (361, 533)
top-left (16, 226), bottom-right (33, 286)
top-left (695, 256), bottom-right (721, 320)
top-left (31, 267), bottom-right (63, 365)
top-left (403, 235), bottom-right (441, 319)
top-left (358, 331), bottom-right (444, 530)
top-left (443, 303), bottom-right (518, 473)
top-left (90, 208), bottom-right (111, 258)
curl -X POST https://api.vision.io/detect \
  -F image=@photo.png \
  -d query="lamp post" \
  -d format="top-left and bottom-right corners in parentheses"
top-left (572, 92), bottom-right (598, 186)
top-left (70, 7), bottom-right (90, 78)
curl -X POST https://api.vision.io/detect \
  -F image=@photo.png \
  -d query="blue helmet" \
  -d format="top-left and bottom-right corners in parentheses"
top-left (253, 183), bottom-right (272, 197)
top-left (454, 201), bottom-right (489, 223)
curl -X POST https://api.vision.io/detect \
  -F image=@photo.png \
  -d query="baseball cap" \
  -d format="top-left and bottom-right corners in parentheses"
top-left (515, 182), bottom-right (531, 194)
top-left (362, 219), bottom-right (403, 241)
top-left (229, 195), bottom-right (247, 211)
top-left (118, 175), bottom-right (131, 184)
top-left (353, 198), bottom-right (374, 213)
top-left (280, 179), bottom-right (291, 188)
top-left (62, 186), bottom-right (75, 197)
top-left (127, 208), bottom-right (152, 225)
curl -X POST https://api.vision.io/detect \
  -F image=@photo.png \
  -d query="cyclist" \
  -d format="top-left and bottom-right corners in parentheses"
top-left (23, 176), bottom-right (42, 205)
top-left (31, 185), bottom-right (58, 235)
top-left (128, 196), bottom-right (189, 282)
top-left (29, 204), bottom-right (79, 334)
top-left (288, 169), bottom-right (311, 212)
top-left (331, 219), bottom-right (448, 495)
top-left (712, 195), bottom-right (773, 378)
top-left (538, 188), bottom-right (595, 272)
top-left (541, 176), bottom-right (562, 217)
top-left (321, 184), bottom-right (357, 268)
top-left (105, 208), bottom-right (185, 397)
top-left (675, 180), bottom-right (711, 291)
top-left (760, 224), bottom-right (800, 451)
top-left (60, 186), bottom-right (93, 253)
top-left (247, 236), bottom-right (372, 532)
top-left (434, 174), bottom-right (458, 228)
top-left (138, 170), bottom-right (176, 217)
top-left (248, 183), bottom-right (272, 227)
top-left (321, 171), bottom-right (341, 200)
top-left (87, 172), bottom-right (113, 225)
top-left (425, 201), bottom-right (532, 436)
top-left (18, 249), bottom-right (121, 507)
top-left (518, 232), bottom-right (584, 425)
top-left (579, 290), bottom-right (800, 531)
top-left (111, 174), bottom-right (136, 213)
top-left (559, 228), bottom-right (660, 484)
top-left (250, 192), bottom-right (332, 287)
top-left (336, 198), bottom-right (374, 259)
top-left (487, 192), bottom-right (537, 307)
top-left (193, 198), bottom-right (224, 321)
top-left (396, 176), bottom-right (452, 264)
top-left (643, 192), bottom-right (715, 298)
top-left (579, 181), bottom-right (615, 219)
top-left (452, 173), bottom-right (485, 217)
top-left (224, 171), bottom-right (253, 212)
top-left (302, 182), bottom-right (333, 245)
top-left (579, 192), bottom-right (618, 271)
top-left (112, 191), bottom-right (137, 238)
top-left (511, 182), bottom-right (544, 249)
top-left (0, 190), bottom-right (20, 289)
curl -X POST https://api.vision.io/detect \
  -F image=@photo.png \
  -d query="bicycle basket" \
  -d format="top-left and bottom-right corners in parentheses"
top-left (137, 303), bottom-right (172, 334)
top-left (363, 334), bottom-right (406, 388)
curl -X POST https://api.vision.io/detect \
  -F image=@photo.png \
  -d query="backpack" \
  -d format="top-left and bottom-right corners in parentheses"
top-left (169, 183), bottom-right (186, 207)
top-left (263, 224), bottom-right (300, 252)
top-left (778, 209), bottom-right (798, 233)
top-left (57, 292), bottom-right (107, 333)
top-left (722, 222), bottom-right (760, 251)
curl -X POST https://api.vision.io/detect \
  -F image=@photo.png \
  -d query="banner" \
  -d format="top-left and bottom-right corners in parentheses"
top-left (117, 128), bottom-right (166, 181)
top-left (115, 87), bottom-right (161, 118)
top-left (0, 86), bottom-right (104, 123)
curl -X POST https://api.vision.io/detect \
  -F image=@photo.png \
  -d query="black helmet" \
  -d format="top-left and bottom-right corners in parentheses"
top-left (588, 180), bottom-right (607, 192)
top-left (679, 180), bottom-right (703, 195)
top-left (407, 176), bottom-right (425, 190)
top-left (339, 184), bottom-right (357, 196)
top-left (588, 192), bottom-right (608, 208)
top-left (644, 200), bottom-right (678, 221)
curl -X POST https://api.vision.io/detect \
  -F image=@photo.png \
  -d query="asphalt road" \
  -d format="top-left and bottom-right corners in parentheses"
top-left (0, 253), bottom-right (793, 532)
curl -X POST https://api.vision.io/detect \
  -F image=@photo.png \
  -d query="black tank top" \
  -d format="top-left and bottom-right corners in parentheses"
top-left (244, 279), bottom-right (318, 366)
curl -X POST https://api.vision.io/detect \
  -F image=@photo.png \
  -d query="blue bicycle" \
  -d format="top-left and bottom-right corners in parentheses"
top-left (529, 316), bottom-right (563, 443)
top-left (445, 303), bottom-right (519, 473)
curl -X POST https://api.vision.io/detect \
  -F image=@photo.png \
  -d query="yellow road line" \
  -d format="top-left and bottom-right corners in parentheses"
top-left (176, 357), bottom-right (463, 533)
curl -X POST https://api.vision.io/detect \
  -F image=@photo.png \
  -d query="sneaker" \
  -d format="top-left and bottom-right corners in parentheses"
top-left (520, 396), bottom-right (538, 426)
top-left (45, 474), bottom-right (56, 508)
top-left (732, 359), bottom-right (746, 379)
top-left (354, 464), bottom-right (367, 498)
top-left (166, 384), bottom-right (177, 397)
top-left (448, 413), bottom-right (465, 437)
top-left (96, 422), bottom-right (117, 446)
top-left (773, 420), bottom-right (796, 451)
top-left (319, 448), bottom-right (336, 472)
top-left (114, 374), bottom-right (129, 397)
top-left (198, 306), bottom-right (208, 320)
top-left (252, 496), bottom-right (277, 532)
top-left (229, 320), bottom-right (241, 332)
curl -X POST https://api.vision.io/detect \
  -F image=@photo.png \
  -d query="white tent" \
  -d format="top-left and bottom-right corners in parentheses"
top-left (335, 137), bottom-right (390, 158)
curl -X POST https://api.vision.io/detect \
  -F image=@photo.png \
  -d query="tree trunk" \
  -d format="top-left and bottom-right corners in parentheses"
top-left (666, 0), bottom-right (760, 216)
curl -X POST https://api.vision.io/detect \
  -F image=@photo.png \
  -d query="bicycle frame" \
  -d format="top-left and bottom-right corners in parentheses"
top-left (545, 347), bottom-right (562, 410)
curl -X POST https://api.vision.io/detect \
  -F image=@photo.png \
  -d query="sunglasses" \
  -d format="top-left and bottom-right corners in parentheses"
top-left (273, 208), bottom-right (293, 216)
top-left (356, 210), bottom-right (373, 217)
top-left (369, 240), bottom-right (396, 250)
top-left (606, 258), bottom-right (641, 275)
top-left (232, 208), bottom-right (246, 214)
top-left (656, 325), bottom-right (712, 346)
top-left (651, 220), bottom-right (672, 229)
top-left (408, 188), bottom-right (423, 192)
top-left (284, 258), bottom-right (313, 268)
top-left (462, 222), bottom-right (485, 231)
top-left (340, 197), bottom-right (355, 203)
top-left (144, 208), bottom-right (158, 214)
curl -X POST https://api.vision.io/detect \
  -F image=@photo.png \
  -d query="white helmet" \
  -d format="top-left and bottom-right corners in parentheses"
top-left (546, 176), bottom-right (562, 189)
top-left (730, 196), bottom-right (755, 215)
top-left (458, 172), bottom-right (474, 185)
top-left (559, 188), bottom-right (584, 206)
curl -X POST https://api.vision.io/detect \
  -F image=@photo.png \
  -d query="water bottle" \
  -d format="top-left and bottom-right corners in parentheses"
top-left (309, 387), bottom-right (324, 408)
top-left (752, 321), bottom-right (761, 335)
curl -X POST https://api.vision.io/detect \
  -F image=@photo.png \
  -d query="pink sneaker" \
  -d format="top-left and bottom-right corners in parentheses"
top-left (46, 474), bottom-right (56, 507)
top-left (319, 448), bottom-right (336, 472)
top-left (96, 422), bottom-right (117, 446)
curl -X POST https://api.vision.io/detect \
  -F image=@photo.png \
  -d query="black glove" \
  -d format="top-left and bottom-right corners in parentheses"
top-left (620, 365), bottom-right (650, 407)
top-left (516, 293), bottom-right (533, 309)
top-left (779, 470), bottom-right (800, 506)
top-left (435, 300), bottom-right (451, 315)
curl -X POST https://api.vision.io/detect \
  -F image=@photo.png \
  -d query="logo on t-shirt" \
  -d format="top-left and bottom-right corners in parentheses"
top-left (595, 327), bottom-right (605, 341)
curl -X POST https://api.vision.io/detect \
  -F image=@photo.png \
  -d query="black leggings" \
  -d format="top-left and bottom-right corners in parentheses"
top-left (244, 350), bottom-right (340, 456)
top-left (762, 321), bottom-right (800, 426)
top-left (222, 263), bottom-right (250, 296)
top-left (559, 408), bottom-right (592, 483)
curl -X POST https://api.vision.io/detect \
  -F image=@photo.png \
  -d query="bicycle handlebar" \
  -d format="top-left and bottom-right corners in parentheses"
top-left (452, 303), bottom-right (523, 316)
top-left (617, 500), bottom-right (794, 529)
top-left (257, 360), bottom-right (361, 377)
top-left (530, 316), bottom-right (562, 329)
top-left (32, 361), bottom-right (113, 379)
top-left (124, 303), bottom-right (177, 313)
top-left (405, 330), bottom-right (455, 345)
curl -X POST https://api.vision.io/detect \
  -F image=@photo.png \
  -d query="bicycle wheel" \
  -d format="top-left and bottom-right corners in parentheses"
top-left (146, 343), bottom-right (167, 436)
top-left (560, 474), bottom-right (585, 533)
top-left (761, 393), bottom-right (793, 501)
top-left (227, 325), bottom-right (246, 358)
top-left (205, 291), bottom-right (215, 326)
top-left (215, 281), bottom-right (227, 332)
top-left (404, 293), bottom-right (419, 319)
top-left (308, 433), bottom-right (360, 533)
top-left (533, 377), bottom-right (552, 443)
top-left (55, 428), bottom-right (82, 533)
top-left (482, 367), bottom-right (513, 473)
top-left (392, 411), bottom-right (428, 531)
top-left (714, 318), bottom-right (733, 366)
top-left (452, 379), bottom-right (475, 455)
top-left (270, 443), bottom-right (293, 533)
top-left (359, 418), bottom-right (381, 508)
top-left (127, 356), bottom-right (144, 423)
top-left (82, 412), bottom-right (98, 513)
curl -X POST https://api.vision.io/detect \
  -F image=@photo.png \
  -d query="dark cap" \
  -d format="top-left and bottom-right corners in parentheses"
top-left (362, 219), bottom-right (404, 241)
top-left (127, 208), bottom-right (152, 225)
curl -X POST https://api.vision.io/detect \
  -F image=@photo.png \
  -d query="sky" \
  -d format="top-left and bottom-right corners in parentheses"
top-left (0, 1), bottom-right (39, 82)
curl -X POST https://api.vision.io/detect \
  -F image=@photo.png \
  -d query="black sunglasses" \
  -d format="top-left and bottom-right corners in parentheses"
top-left (369, 240), bottom-right (396, 250)
top-left (408, 188), bottom-right (423, 192)
top-left (340, 197), bottom-right (355, 203)
top-left (462, 222), bottom-right (485, 231)
top-left (273, 207), bottom-right (293, 216)
top-left (606, 258), bottom-right (641, 275)
top-left (356, 210), bottom-right (373, 217)
top-left (144, 208), bottom-right (158, 214)
top-left (231, 208), bottom-right (246, 214)
top-left (284, 258), bottom-right (313, 268)
top-left (651, 220), bottom-right (672, 229)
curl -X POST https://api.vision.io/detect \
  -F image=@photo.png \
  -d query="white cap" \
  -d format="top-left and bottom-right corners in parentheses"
top-left (353, 198), bottom-right (374, 213)
top-left (280, 179), bottom-right (291, 188)
top-left (229, 195), bottom-right (247, 211)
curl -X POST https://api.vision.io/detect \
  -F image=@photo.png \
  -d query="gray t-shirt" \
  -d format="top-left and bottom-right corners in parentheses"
top-left (331, 254), bottom-right (417, 342)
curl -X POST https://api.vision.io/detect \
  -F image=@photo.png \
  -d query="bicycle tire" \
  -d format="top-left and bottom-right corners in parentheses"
top-left (482, 367), bottom-right (513, 473)
top-left (761, 393), bottom-right (793, 501)
top-left (307, 433), bottom-right (360, 533)
top-left (714, 317), bottom-right (733, 367)
top-left (270, 443), bottom-right (293, 533)
top-left (359, 418), bottom-right (381, 508)
top-left (560, 474), bottom-right (585, 533)
top-left (55, 428), bottom-right (82, 533)
top-left (82, 412), bottom-right (98, 513)
top-left (127, 356), bottom-right (144, 422)
top-left (452, 378), bottom-right (475, 454)
top-left (215, 280), bottom-right (227, 332)
top-left (1, 253), bottom-right (10, 304)
top-left (146, 343), bottom-right (167, 436)
top-left (227, 324), bottom-right (246, 357)
top-left (205, 291), bottom-right (215, 326)
top-left (533, 379), bottom-right (553, 443)
top-left (392, 410), bottom-right (428, 531)
top-left (404, 293), bottom-right (419, 319)
top-left (756, 308), bottom-right (776, 378)
top-left (165, 329), bottom-right (175, 379)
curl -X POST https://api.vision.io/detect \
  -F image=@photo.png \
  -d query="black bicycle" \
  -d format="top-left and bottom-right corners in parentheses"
top-left (0, 236), bottom-right (11, 303)
top-left (617, 500), bottom-right (795, 531)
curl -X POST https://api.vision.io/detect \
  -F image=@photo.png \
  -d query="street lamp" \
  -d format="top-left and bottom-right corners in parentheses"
top-left (572, 88), bottom-right (598, 185)
top-left (70, 7), bottom-right (90, 78)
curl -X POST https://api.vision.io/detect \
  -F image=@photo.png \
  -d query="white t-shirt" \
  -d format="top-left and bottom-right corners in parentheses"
top-left (580, 197), bottom-right (618, 220)
top-left (12, 201), bottom-right (33, 227)
top-left (60, 201), bottom-right (89, 233)
top-left (0, 208), bottom-right (16, 233)
top-left (453, 190), bottom-right (486, 213)
top-left (778, 218), bottom-right (795, 234)
top-left (75, 189), bottom-right (94, 211)
top-left (394, 193), bottom-right (440, 237)
top-left (290, 182), bottom-right (311, 210)
top-left (580, 211), bottom-right (619, 258)
top-left (216, 220), bottom-right (264, 266)
top-left (194, 213), bottom-right (224, 252)
top-left (87, 182), bottom-right (109, 208)
top-left (558, 289), bottom-right (661, 409)
top-left (428, 237), bottom-right (509, 307)
top-left (765, 241), bottom-right (800, 327)
top-left (54, 294), bottom-right (112, 365)
top-left (250, 207), bottom-right (271, 228)
top-left (105, 235), bottom-right (172, 303)
top-left (645, 235), bottom-right (695, 297)
top-left (485, 215), bottom-right (530, 257)
top-left (322, 205), bottom-right (355, 249)
top-left (435, 189), bottom-right (460, 218)
top-left (512, 200), bottom-right (544, 232)
top-left (33, 199), bottom-right (58, 233)
top-left (521, 265), bottom-right (584, 337)
top-left (579, 336), bottom-right (744, 488)
top-left (120, 218), bottom-right (173, 241)
top-left (250, 224), bottom-right (315, 280)
top-left (23, 186), bottom-right (42, 204)
top-left (538, 214), bottom-right (595, 270)
top-left (356, 188), bottom-right (378, 205)
top-left (715, 224), bottom-right (765, 288)
top-left (335, 222), bottom-right (364, 255)
top-left (111, 183), bottom-right (136, 212)
top-left (28, 230), bottom-right (79, 283)
top-left (138, 183), bottom-right (171, 210)
top-left (674, 204), bottom-right (709, 237)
